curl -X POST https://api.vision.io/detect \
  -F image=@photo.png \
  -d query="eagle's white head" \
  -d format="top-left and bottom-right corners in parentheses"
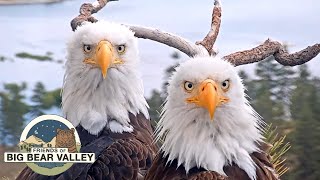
top-left (62, 21), bottom-right (149, 135)
top-left (156, 57), bottom-right (264, 180)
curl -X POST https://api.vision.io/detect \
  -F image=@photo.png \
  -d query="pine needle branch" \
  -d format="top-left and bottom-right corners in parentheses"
top-left (263, 123), bottom-right (291, 177)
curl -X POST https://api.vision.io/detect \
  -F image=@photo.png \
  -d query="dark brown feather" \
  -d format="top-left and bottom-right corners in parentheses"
top-left (145, 142), bottom-right (278, 180)
top-left (189, 171), bottom-right (227, 180)
top-left (16, 113), bottom-right (158, 180)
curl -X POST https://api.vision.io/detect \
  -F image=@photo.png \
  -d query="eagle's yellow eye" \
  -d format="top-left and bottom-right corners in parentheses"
top-left (117, 45), bottom-right (126, 54)
top-left (221, 79), bottom-right (230, 91)
top-left (184, 81), bottom-right (194, 92)
top-left (83, 45), bottom-right (92, 53)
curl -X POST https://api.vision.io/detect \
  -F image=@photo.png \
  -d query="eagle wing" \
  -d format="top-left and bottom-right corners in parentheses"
top-left (223, 151), bottom-right (278, 180)
top-left (16, 113), bottom-right (158, 180)
top-left (144, 152), bottom-right (193, 180)
top-left (251, 143), bottom-right (279, 180)
top-left (144, 153), bottom-right (226, 180)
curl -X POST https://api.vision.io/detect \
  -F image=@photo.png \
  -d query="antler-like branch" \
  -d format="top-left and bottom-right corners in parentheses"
top-left (71, 0), bottom-right (117, 31)
top-left (223, 39), bottom-right (320, 66)
top-left (129, 25), bottom-right (208, 57)
top-left (196, 0), bottom-right (222, 55)
top-left (71, 0), bottom-right (320, 66)
top-left (70, 0), bottom-right (221, 57)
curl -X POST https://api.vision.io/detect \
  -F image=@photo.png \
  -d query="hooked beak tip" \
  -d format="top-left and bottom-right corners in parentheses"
top-left (102, 73), bottom-right (107, 79)
top-left (209, 110), bottom-right (215, 121)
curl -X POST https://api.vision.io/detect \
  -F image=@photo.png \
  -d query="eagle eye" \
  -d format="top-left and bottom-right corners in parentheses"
top-left (221, 79), bottom-right (230, 91)
top-left (83, 45), bottom-right (92, 53)
top-left (184, 81), bottom-right (194, 92)
top-left (117, 45), bottom-right (126, 54)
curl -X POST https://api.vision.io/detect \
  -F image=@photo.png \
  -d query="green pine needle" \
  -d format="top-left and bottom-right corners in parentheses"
top-left (263, 123), bottom-right (291, 177)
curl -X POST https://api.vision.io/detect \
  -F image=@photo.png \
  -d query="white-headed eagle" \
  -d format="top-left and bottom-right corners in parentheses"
top-left (17, 21), bottom-right (157, 180)
top-left (145, 57), bottom-right (278, 180)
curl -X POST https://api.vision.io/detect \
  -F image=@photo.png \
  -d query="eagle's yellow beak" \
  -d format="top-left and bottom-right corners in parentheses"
top-left (83, 40), bottom-right (123, 79)
top-left (95, 40), bottom-right (113, 79)
top-left (186, 79), bottom-right (229, 120)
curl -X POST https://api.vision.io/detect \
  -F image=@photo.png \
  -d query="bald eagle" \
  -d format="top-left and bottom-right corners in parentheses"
top-left (17, 21), bottom-right (157, 180)
top-left (145, 57), bottom-right (278, 180)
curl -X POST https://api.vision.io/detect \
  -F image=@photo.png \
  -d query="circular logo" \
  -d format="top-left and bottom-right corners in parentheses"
top-left (19, 115), bottom-right (81, 176)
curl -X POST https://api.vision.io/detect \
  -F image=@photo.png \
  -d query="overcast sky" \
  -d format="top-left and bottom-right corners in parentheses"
top-left (0, 0), bottom-right (319, 97)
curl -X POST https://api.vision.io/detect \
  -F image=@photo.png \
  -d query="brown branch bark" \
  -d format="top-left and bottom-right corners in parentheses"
top-left (70, 0), bottom-right (117, 31)
top-left (70, 1), bottom-right (320, 66)
top-left (196, 0), bottom-right (222, 56)
top-left (129, 25), bottom-right (208, 57)
top-left (69, 0), bottom-right (214, 57)
top-left (223, 39), bottom-right (320, 66)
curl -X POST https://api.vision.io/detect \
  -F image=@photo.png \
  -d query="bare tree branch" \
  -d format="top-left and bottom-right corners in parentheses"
top-left (70, 0), bottom-right (118, 31)
top-left (196, 0), bottom-right (222, 56)
top-left (69, 0), bottom-right (213, 57)
top-left (223, 39), bottom-right (320, 66)
top-left (129, 25), bottom-right (208, 57)
top-left (70, 0), bottom-right (320, 66)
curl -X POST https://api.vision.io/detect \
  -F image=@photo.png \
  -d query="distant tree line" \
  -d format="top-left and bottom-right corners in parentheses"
top-left (0, 82), bottom-right (61, 145)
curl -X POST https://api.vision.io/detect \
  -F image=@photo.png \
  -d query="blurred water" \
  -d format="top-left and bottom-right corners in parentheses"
top-left (1, 0), bottom-right (88, 56)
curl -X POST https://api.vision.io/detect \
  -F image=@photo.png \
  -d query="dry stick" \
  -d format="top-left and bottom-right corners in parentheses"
top-left (196, 0), bottom-right (222, 56)
top-left (129, 25), bottom-right (207, 57)
top-left (70, 0), bottom-right (320, 66)
top-left (223, 39), bottom-right (320, 66)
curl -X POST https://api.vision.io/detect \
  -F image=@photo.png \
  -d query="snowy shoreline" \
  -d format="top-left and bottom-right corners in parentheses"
top-left (0, 0), bottom-right (64, 5)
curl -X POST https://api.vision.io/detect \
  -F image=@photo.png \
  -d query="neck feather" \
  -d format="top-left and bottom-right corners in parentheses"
top-left (156, 102), bottom-right (263, 180)
top-left (62, 65), bottom-right (149, 135)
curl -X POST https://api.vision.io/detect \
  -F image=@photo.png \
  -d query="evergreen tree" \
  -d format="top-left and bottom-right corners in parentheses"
top-left (0, 83), bottom-right (29, 145)
top-left (253, 81), bottom-right (275, 122)
top-left (273, 45), bottom-right (295, 121)
top-left (289, 64), bottom-right (320, 179)
top-left (40, 88), bottom-right (61, 109)
top-left (31, 82), bottom-right (46, 117)
top-left (161, 51), bottom-right (180, 97)
top-left (30, 82), bottom-right (62, 118)
top-left (253, 56), bottom-right (282, 122)
top-left (290, 64), bottom-right (310, 120)
top-left (146, 90), bottom-right (163, 126)
top-left (253, 53), bottom-right (295, 123)
top-left (311, 77), bottom-right (320, 117)
top-left (238, 70), bottom-right (256, 101)
top-left (147, 51), bottom-right (181, 124)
